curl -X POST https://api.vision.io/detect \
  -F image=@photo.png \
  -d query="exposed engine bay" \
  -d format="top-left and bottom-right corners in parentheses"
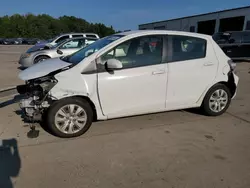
top-left (17, 75), bottom-right (57, 122)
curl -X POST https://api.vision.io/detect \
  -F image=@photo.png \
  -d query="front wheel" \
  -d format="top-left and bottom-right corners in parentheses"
top-left (202, 84), bottom-right (231, 116)
top-left (46, 98), bottom-right (93, 138)
top-left (34, 56), bottom-right (49, 64)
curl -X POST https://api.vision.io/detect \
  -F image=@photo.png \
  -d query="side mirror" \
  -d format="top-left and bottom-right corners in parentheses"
top-left (57, 49), bottom-right (63, 55)
top-left (106, 59), bottom-right (123, 71)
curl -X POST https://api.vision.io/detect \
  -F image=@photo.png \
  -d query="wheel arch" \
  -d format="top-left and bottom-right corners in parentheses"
top-left (34, 54), bottom-right (51, 62)
top-left (52, 95), bottom-right (98, 121)
top-left (197, 70), bottom-right (236, 106)
top-left (214, 70), bottom-right (236, 98)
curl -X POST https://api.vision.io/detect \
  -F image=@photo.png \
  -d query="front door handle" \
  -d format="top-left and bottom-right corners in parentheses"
top-left (152, 70), bottom-right (165, 75)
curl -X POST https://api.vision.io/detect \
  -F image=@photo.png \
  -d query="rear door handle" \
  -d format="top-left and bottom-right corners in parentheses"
top-left (204, 62), bottom-right (214, 66)
top-left (152, 70), bottom-right (165, 75)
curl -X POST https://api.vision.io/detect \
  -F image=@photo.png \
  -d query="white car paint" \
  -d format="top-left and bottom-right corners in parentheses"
top-left (98, 63), bottom-right (168, 118)
top-left (165, 38), bottom-right (219, 110)
top-left (19, 58), bottom-right (71, 81)
top-left (19, 30), bottom-right (239, 121)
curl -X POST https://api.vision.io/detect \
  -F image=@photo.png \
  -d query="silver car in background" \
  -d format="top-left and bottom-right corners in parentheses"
top-left (19, 37), bottom-right (98, 68)
top-left (36, 32), bottom-right (100, 47)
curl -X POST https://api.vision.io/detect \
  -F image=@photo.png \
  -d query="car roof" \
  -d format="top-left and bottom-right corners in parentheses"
top-left (216, 31), bottom-right (250, 34)
top-left (57, 37), bottom-right (98, 45)
top-left (59, 32), bottom-right (99, 36)
top-left (119, 30), bottom-right (212, 39)
top-left (63, 36), bottom-right (98, 41)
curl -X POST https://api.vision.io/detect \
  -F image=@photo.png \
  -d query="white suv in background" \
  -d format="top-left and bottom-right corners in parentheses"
top-left (17, 30), bottom-right (239, 138)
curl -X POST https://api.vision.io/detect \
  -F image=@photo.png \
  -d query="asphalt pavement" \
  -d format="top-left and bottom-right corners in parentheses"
top-left (0, 62), bottom-right (249, 188)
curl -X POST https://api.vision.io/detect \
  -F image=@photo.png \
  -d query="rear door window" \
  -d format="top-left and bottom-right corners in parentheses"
top-left (168, 35), bottom-right (207, 62)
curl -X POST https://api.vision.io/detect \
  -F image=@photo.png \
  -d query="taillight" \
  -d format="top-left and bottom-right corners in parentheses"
top-left (228, 59), bottom-right (236, 72)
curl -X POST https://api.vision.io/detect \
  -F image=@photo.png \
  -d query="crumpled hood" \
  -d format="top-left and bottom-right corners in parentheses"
top-left (19, 58), bottom-right (71, 81)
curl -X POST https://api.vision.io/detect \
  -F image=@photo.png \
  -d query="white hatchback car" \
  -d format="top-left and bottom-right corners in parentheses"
top-left (17, 30), bottom-right (239, 138)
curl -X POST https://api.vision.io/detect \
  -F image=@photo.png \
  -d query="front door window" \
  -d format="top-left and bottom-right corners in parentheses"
top-left (101, 35), bottom-right (163, 69)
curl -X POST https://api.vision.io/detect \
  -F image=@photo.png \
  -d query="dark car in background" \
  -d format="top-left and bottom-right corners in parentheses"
top-left (2, 38), bottom-right (17, 45)
top-left (213, 31), bottom-right (250, 60)
top-left (22, 38), bottom-right (40, 45)
top-left (1, 38), bottom-right (23, 45)
top-left (0, 37), bottom-right (42, 45)
top-left (14, 38), bottom-right (23, 44)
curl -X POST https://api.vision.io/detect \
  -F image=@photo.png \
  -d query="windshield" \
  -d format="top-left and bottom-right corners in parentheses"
top-left (48, 35), bottom-right (60, 43)
top-left (52, 39), bottom-right (69, 48)
top-left (61, 35), bottom-right (124, 64)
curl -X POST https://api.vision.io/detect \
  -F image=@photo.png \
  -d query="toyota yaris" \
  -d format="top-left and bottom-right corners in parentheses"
top-left (17, 30), bottom-right (239, 138)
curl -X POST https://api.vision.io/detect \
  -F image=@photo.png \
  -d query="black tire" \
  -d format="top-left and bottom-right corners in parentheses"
top-left (201, 83), bottom-right (231, 116)
top-left (34, 56), bottom-right (49, 64)
top-left (46, 97), bottom-right (93, 138)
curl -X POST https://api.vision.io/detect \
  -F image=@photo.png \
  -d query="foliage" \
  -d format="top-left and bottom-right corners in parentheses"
top-left (0, 14), bottom-right (115, 39)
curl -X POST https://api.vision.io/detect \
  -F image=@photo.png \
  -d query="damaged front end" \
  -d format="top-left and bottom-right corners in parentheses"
top-left (17, 76), bottom-right (57, 122)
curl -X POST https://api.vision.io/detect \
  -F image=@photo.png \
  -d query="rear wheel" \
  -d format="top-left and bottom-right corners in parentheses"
top-left (202, 84), bottom-right (231, 116)
top-left (46, 98), bottom-right (93, 138)
top-left (34, 56), bottom-right (49, 64)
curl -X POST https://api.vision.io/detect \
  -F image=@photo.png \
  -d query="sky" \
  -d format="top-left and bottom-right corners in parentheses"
top-left (0, 0), bottom-right (249, 31)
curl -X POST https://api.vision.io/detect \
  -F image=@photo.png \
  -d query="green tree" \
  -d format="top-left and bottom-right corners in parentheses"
top-left (0, 14), bottom-right (116, 39)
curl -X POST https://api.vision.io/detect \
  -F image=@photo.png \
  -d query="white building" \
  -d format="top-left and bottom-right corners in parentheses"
top-left (138, 6), bottom-right (250, 35)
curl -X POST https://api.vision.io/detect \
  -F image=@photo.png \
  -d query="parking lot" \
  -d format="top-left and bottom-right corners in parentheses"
top-left (0, 45), bottom-right (30, 89)
top-left (0, 45), bottom-right (250, 188)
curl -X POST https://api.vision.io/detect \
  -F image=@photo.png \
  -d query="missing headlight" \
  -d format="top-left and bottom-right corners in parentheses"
top-left (40, 81), bottom-right (57, 93)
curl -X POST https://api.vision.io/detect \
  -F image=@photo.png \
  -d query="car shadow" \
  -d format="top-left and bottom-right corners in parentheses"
top-left (0, 138), bottom-right (21, 188)
top-left (0, 95), bottom-right (24, 108)
top-left (0, 95), bottom-right (49, 138)
top-left (184, 108), bottom-right (205, 116)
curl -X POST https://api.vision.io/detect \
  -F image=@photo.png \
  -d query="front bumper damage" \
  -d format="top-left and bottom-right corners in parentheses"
top-left (19, 97), bottom-right (43, 122)
top-left (17, 77), bottom-right (56, 122)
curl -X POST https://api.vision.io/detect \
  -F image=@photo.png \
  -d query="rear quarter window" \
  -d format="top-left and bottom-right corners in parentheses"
top-left (169, 35), bottom-right (207, 62)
